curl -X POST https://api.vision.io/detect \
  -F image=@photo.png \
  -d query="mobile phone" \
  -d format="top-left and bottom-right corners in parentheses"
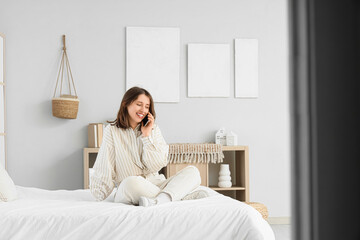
top-left (142, 114), bottom-right (149, 127)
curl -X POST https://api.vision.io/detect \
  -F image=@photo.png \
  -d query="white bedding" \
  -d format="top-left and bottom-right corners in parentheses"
top-left (0, 186), bottom-right (274, 240)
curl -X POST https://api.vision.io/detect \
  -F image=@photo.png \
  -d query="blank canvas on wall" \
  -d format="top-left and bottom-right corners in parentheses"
top-left (126, 27), bottom-right (180, 102)
top-left (188, 44), bottom-right (230, 97)
top-left (235, 39), bottom-right (259, 98)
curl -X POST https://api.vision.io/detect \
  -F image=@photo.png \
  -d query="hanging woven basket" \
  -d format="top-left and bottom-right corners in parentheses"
top-left (52, 35), bottom-right (79, 119)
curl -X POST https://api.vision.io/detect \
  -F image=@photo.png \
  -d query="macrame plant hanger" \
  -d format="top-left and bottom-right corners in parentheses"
top-left (52, 35), bottom-right (79, 119)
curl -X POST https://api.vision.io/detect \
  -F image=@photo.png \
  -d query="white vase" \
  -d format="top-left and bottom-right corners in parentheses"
top-left (219, 175), bottom-right (231, 182)
top-left (218, 164), bottom-right (232, 188)
top-left (218, 181), bottom-right (232, 188)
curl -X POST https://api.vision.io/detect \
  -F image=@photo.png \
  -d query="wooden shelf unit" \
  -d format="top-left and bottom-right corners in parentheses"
top-left (83, 145), bottom-right (249, 202)
top-left (165, 145), bottom-right (249, 202)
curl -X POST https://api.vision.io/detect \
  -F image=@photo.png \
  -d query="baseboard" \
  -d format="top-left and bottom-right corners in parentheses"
top-left (267, 217), bottom-right (291, 225)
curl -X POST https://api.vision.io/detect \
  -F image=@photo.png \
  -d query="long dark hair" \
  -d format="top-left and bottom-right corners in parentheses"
top-left (107, 87), bottom-right (156, 129)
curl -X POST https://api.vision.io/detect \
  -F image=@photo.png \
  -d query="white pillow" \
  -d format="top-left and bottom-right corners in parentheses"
top-left (0, 163), bottom-right (17, 201)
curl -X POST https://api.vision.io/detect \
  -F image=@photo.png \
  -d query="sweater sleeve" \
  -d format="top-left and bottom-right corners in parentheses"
top-left (140, 124), bottom-right (169, 173)
top-left (90, 125), bottom-right (116, 201)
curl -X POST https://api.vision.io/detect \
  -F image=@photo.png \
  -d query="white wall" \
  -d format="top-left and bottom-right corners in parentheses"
top-left (0, 0), bottom-right (290, 217)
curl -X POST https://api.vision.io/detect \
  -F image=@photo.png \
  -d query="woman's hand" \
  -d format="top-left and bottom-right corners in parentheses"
top-left (141, 112), bottom-right (154, 137)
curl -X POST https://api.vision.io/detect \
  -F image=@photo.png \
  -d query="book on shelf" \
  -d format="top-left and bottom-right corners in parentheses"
top-left (88, 123), bottom-right (104, 148)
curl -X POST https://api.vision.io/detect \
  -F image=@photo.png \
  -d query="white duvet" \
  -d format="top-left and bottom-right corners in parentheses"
top-left (0, 186), bottom-right (274, 240)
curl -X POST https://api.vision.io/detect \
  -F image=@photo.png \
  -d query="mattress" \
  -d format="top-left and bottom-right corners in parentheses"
top-left (0, 186), bottom-right (275, 240)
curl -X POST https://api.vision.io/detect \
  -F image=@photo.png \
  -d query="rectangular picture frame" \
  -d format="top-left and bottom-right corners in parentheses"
top-left (126, 27), bottom-right (180, 102)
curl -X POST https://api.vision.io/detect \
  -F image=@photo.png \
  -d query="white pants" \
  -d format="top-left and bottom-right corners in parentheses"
top-left (114, 166), bottom-right (201, 205)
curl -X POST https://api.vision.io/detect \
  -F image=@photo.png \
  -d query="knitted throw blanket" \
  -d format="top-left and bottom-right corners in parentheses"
top-left (168, 143), bottom-right (224, 164)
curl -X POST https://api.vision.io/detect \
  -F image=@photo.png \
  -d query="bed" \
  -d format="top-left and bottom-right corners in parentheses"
top-left (0, 186), bottom-right (275, 240)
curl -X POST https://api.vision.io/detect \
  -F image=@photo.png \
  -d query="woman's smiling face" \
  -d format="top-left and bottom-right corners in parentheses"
top-left (127, 94), bottom-right (150, 128)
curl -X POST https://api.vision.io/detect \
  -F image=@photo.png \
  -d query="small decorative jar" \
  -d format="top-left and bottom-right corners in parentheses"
top-left (215, 128), bottom-right (227, 145)
top-left (218, 164), bottom-right (232, 188)
top-left (226, 131), bottom-right (238, 146)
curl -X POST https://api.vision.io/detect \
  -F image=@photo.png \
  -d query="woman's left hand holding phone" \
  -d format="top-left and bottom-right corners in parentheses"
top-left (141, 112), bottom-right (154, 137)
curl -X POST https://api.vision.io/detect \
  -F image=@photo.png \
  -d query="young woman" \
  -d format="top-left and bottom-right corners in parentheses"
top-left (90, 87), bottom-right (206, 206)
